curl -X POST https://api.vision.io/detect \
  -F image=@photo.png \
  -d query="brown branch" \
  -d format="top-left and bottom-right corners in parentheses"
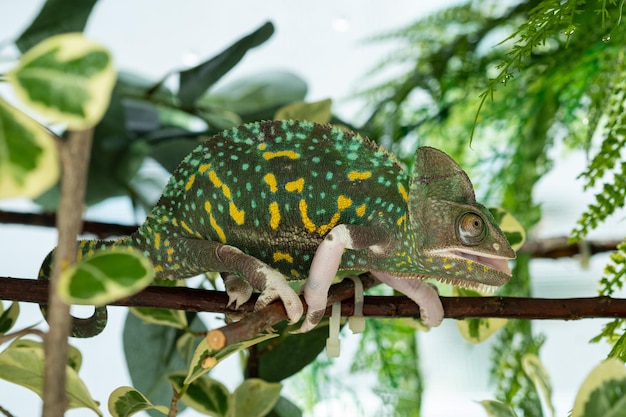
top-left (43, 129), bottom-right (93, 417)
top-left (3, 275), bottom-right (626, 346)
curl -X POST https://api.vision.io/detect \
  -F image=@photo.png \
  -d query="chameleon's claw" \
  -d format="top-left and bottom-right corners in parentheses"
top-left (223, 274), bottom-right (253, 308)
top-left (254, 265), bottom-right (303, 323)
top-left (292, 308), bottom-right (325, 334)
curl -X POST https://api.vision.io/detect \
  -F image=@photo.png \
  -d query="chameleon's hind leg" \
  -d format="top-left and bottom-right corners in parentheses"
top-left (175, 239), bottom-right (303, 323)
top-left (297, 224), bottom-right (388, 333)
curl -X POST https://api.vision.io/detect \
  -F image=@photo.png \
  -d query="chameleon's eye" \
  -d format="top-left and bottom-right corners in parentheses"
top-left (457, 212), bottom-right (486, 246)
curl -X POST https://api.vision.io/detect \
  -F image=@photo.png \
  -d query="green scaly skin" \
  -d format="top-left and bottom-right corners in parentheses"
top-left (39, 120), bottom-right (515, 337)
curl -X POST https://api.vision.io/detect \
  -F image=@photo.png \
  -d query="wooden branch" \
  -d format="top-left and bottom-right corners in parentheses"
top-left (1, 208), bottom-right (623, 259)
top-left (43, 129), bottom-right (93, 417)
top-left (3, 275), bottom-right (626, 347)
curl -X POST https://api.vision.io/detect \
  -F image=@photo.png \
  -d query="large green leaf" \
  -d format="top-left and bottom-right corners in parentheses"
top-left (9, 33), bottom-right (116, 129)
top-left (572, 359), bottom-right (626, 417)
top-left (0, 339), bottom-right (101, 415)
top-left (108, 386), bottom-right (168, 417)
top-left (178, 21), bottom-right (274, 108)
top-left (123, 312), bottom-right (206, 417)
top-left (15, 0), bottom-right (98, 52)
top-left (200, 70), bottom-right (308, 119)
top-left (0, 98), bottom-right (59, 199)
top-left (232, 379), bottom-right (282, 417)
top-left (58, 248), bottom-right (154, 305)
top-left (257, 321), bottom-right (328, 382)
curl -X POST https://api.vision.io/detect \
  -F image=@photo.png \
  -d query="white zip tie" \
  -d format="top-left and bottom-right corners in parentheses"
top-left (347, 276), bottom-right (365, 333)
top-left (326, 301), bottom-right (342, 357)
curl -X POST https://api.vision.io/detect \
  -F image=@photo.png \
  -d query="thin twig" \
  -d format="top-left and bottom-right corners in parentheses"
top-left (43, 129), bottom-right (93, 417)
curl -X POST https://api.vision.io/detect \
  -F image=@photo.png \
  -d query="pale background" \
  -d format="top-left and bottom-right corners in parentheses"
top-left (0, 1), bottom-right (624, 416)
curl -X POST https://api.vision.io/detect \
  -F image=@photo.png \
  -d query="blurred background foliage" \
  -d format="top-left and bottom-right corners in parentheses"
top-left (3, 0), bottom-right (626, 416)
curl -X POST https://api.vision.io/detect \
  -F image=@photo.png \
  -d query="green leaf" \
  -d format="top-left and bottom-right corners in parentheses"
top-left (274, 99), bottom-right (332, 124)
top-left (8, 33), bottom-right (116, 129)
top-left (572, 359), bottom-right (626, 417)
top-left (108, 386), bottom-right (168, 417)
top-left (15, 0), bottom-right (98, 52)
top-left (178, 21), bottom-right (274, 108)
top-left (200, 70), bottom-right (308, 118)
top-left (169, 372), bottom-right (230, 417)
top-left (522, 354), bottom-right (555, 417)
top-left (0, 339), bottom-right (101, 415)
top-left (258, 321), bottom-right (328, 382)
top-left (0, 302), bottom-right (20, 334)
top-left (479, 400), bottom-right (519, 417)
top-left (123, 312), bottom-right (206, 417)
top-left (0, 98), bottom-right (59, 199)
top-left (58, 247), bottom-right (154, 305)
top-left (130, 307), bottom-right (188, 330)
top-left (185, 333), bottom-right (278, 385)
top-left (232, 379), bottom-right (282, 417)
top-left (267, 397), bottom-right (303, 417)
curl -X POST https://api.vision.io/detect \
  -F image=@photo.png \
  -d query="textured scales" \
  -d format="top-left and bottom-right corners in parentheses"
top-left (38, 120), bottom-right (515, 337)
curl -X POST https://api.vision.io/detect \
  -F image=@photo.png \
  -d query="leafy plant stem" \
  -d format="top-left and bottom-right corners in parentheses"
top-left (42, 128), bottom-right (94, 417)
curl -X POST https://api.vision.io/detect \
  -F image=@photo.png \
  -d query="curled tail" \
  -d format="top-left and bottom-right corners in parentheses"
top-left (38, 249), bottom-right (108, 338)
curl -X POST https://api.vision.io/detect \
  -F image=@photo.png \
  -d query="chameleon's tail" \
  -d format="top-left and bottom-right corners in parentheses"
top-left (38, 249), bottom-right (108, 338)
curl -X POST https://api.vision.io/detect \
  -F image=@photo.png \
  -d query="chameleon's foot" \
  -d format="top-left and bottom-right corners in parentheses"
top-left (373, 271), bottom-right (444, 327)
top-left (254, 265), bottom-right (303, 324)
top-left (223, 274), bottom-right (254, 308)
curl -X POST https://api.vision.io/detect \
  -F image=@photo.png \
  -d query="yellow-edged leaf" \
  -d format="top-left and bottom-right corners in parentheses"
top-left (0, 98), bottom-right (59, 199)
top-left (0, 340), bottom-right (101, 415)
top-left (8, 33), bottom-right (116, 129)
top-left (108, 386), bottom-right (168, 417)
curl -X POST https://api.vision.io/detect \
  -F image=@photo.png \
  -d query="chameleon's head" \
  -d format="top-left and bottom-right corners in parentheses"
top-left (408, 147), bottom-right (515, 291)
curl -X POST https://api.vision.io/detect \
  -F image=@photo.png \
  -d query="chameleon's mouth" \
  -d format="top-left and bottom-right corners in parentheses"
top-left (447, 250), bottom-right (513, 277)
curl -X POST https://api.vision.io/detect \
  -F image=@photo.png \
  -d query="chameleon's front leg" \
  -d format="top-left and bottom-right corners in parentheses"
top-left (174, 239), bottom-right (303, 323)
top-left (297, 224), bottom-right (388, 332)
top-left (372, 272), bottom-right (443, 327)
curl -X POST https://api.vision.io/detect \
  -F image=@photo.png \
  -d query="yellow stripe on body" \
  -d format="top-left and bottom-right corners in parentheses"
top-left (285, 178), bottom-right (305, 193)
top-left (204, 201), bottom-right (227, 243)
top-left (263, 150), bottom-right (300, 160)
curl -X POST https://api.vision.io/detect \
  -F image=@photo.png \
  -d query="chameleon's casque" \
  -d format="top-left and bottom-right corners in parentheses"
top-left (39, 120), bottom-right (515, 337)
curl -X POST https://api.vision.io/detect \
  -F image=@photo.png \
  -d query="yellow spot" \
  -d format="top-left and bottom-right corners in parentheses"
top-left (263, 150), bottom-right (300, 160)
top-left (398, 183), bottom-right (409, 202)
top-left (269, 202), bottom-right (281, 230)
top-left (154, 233), bottom-right (161, 249)
top-left (181, 221), bottom-right (194, 235)
top-left (167, 247), bottom-right (174, 262)
top-left (285, 178), bottom-right (305, 193)
top-left (229, 202), bottom-right (245, 225)
top-left (208, 170), bottom-right (222, 188)
top-left (172, 219), bottom-right (179, 227)
top-left (348, 170), bottom-right (372, 181)
top-left (154, 265), bottom-right (164, 273)
top-left (337, 195), bottom-right (352, 210)
top-left (290, 269), bottom-right (301, 278)
top-left (356, 203), bottom-right (367, 217)
top-left (299, 199), bottom-right (316, 233)
top-left (185, 174), bottom-right (196, 191)
top-left (397, 214), bottom-right (407, 226)
top-left (164, 240), bottom-right (170, 247)
top-left (427, 257), bottom-right (433, 263)
top-left (161, 215), bottom-right (169, 222)
top-left (199, 164), bottom-right (211, 174)
top-left (444, 264), bottom-right (453, 270)
top-left (273, 251), bottom-right (294, 263)
top-left (318, 213), bottom-right (341, 236)
top-left (264, 173), bottom-right (278, 192)
top-left (258, 143), bottom-right (267, 151)
top-left (204, 201), bottom-right (227, 243)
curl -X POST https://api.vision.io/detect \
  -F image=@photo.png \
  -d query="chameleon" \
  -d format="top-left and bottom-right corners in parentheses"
top-left (38, 119), bottom-right (515, 337)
